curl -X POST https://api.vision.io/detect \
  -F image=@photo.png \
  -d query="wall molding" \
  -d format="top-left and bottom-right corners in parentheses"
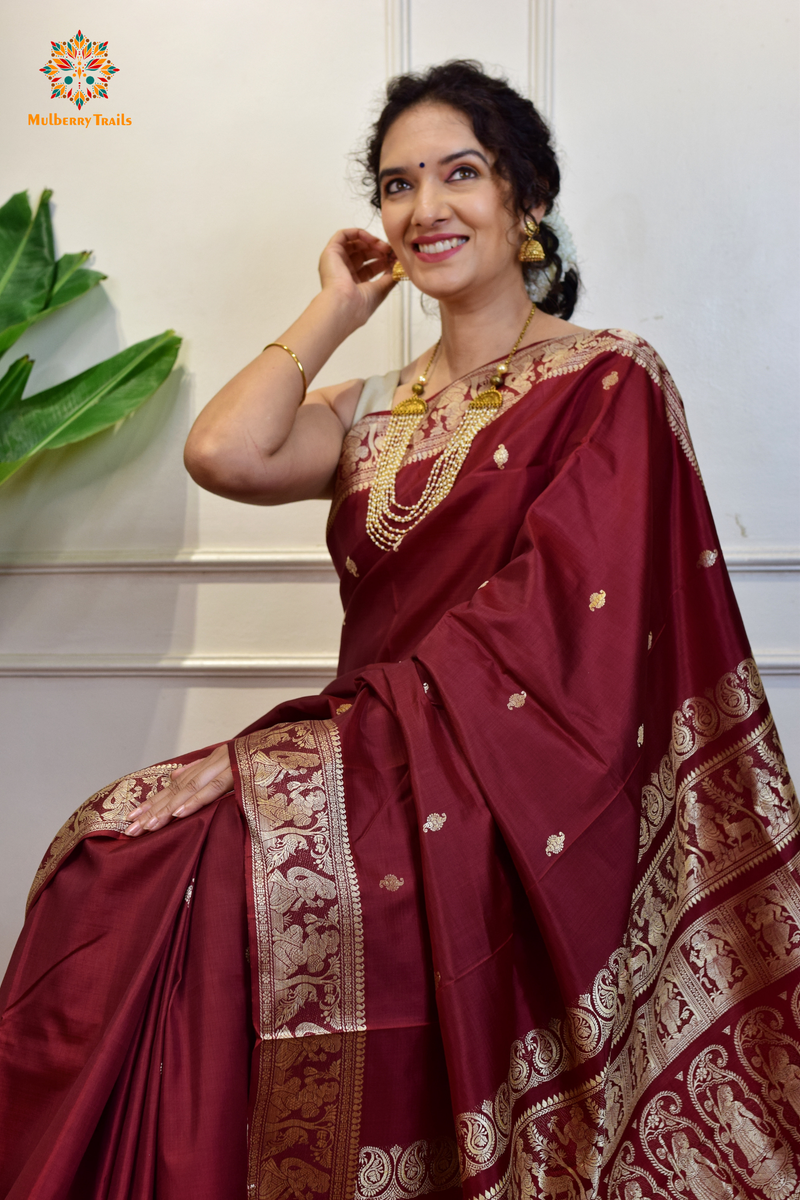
top-left (1, 547), bottom-right (797, 578)
top-left (385, 0), bottom-right (413, 366)
top-left (0, 652), bottom-right (795, 680)
top-left (529, 0), bottom-right (555, 116)
top-left (0, 654), bottom-right (339, 681)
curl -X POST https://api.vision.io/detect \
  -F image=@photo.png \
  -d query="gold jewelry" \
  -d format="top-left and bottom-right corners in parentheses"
top-left (366, 302), bottom-right (537, 552)
top-left (262, 342), bottom-right (307, 400)
top-left (392, 260), bottom-right (409, 283)
top-left (518, 217), bottom-right (546, 264)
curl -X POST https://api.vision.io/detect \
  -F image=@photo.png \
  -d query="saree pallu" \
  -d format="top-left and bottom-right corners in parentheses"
top-left (1, 329), bottom-right (797, 1200)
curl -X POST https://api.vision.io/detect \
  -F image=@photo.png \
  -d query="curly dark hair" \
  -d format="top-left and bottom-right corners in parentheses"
top-left (360, 60), bottom-right (579, 319)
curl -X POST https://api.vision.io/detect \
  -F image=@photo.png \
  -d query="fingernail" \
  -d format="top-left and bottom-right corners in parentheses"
top-left (125, 822), bottom-right (140, 837)
top-left (173, 806), bottom-right (185, 817)
top-left (146, 816), bottom-right (159, 830)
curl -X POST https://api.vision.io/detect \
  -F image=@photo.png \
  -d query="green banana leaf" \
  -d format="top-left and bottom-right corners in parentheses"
top-left (0, 355), bottom-right (33, 413)
top-left (0, 190), bottom-right (105, 356)
top-left (0, 330), bottom-right (181, 483)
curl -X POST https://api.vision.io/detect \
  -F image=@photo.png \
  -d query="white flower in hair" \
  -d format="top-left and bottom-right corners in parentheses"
top-left (542, 209), bottom-right (578, 269)
top-left (523, 208), bottom-right (578, 303)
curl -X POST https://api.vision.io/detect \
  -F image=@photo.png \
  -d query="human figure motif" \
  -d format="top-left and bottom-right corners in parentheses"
top-left (745, 893), bottom-right (798, 960)
top-left (668, 1132), bottom-right (734, 1200)
top-left (654, 966), bottom-right (690, 1040)
top-left (682, 792), bottom-right (732, 872)
top-left (714, 1083), bottom-right (794, 1189)
top-left (550, 1105), bottom-right (601, 1182)
top-left (689, 928), bottom-right (741, 994)
top-left (726, 753), bottom-right (783, 829)
top-left (767, 1046), bottom-right (800, 1120)
top-left (630, 885), bottom-right (670, 980)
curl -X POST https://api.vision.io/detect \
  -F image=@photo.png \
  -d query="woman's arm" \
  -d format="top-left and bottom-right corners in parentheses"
top-left (184, 228), bottom-right (396, 505)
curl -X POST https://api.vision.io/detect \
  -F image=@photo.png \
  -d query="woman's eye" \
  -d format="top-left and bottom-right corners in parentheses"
top-left (384, 178), bottom-right (410, 195)
top-left (450, 166), bottom-right (478, 181)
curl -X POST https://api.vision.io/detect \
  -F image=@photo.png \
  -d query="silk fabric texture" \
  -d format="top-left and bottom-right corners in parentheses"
top-left (1, 330), bottom-right (798, 1200)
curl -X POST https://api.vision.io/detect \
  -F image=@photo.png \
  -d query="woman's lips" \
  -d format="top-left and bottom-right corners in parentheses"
top-left (412, 236), bottom-right (468, 263)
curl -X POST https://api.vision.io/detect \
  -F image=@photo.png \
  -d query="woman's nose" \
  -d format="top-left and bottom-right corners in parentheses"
top-left (411, 178), bottom-right (451, 227)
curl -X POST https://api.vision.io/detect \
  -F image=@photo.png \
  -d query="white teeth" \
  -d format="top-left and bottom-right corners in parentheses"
top-left (418, 237), bottom-right (466, 254)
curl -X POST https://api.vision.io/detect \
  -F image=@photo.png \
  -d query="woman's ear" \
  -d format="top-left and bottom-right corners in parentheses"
top-left (519, 203), bottom-right (547, 233)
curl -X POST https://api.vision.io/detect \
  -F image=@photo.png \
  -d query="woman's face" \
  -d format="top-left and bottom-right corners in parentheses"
top-left (378, 102), bottom-right (543, 302)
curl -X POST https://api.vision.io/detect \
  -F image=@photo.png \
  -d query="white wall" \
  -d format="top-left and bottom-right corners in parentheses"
top-left (0, 0), bottom-right (797, 973)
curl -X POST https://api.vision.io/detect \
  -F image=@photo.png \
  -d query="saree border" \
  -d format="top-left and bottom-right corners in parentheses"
top-left (352, 660), bottom-right (799, 1199)
top-left (236, 718), bottom-right (366, 1200)
top-left (26, 761), bottom-right (179, 910)
top-left (328, 329), bottom-right (700, 530)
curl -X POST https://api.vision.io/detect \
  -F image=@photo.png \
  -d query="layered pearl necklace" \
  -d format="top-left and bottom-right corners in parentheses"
top-left (366, 302), bottom-right (537, 552)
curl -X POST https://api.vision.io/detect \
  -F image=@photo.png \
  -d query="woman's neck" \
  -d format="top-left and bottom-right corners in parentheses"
top-left (422, 277), bottom-right (541, 390)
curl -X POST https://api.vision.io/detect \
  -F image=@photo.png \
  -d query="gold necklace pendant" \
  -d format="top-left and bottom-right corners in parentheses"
top-left (366, 302), bottom-right (537, 552)
top-left (469, 387), bottom-right (503, 409)
top-left (392, 397), bottom-right (428, 416)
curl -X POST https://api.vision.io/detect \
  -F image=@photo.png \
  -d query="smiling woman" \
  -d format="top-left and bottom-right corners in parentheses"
top-left (0, 59), bottom-right (798, 1200)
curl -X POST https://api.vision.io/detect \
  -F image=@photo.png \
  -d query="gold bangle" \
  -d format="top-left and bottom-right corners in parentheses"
top-left (263, 342), bottom-right (307, 401)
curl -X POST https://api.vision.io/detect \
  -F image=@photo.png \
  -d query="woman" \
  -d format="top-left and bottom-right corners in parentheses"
top-left (1, 61), bottom-right (798, 1200)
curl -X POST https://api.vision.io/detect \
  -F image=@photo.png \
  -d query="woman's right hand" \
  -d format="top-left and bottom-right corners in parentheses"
top-left (184, 226), bottom-right (399, 506)
top-left (318, 227), bottom-right (397, 327)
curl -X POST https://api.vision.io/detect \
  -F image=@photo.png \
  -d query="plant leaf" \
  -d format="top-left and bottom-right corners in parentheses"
top-left (0, 190), bottom-right (55, 336)
top-left (0, 356), bottom-right (34, 413)
top-left (0, 253), bottom-right (106, 357)
top-left (0, 459), bottom-right (26, 485)
top-left (0, 331), bottom-right (181, 463)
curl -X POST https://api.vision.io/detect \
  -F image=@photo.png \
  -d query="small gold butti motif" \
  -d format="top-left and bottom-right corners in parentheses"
top-left (602, 370), bottom-right (619, 390)
top-left (697, 549), bottom-right (718, 569)
top-left (507, 691), bottom-right (527, 710)
top-left (478, 580), bottom-right (489, 589)
top-left (336, 703), bottom-right (351, 715)
top-left (545, 832), bottom-right (565, 856)
top-left (647, 631), bottom-right (653, 650)
top-left (379, 874), bottom-right (405, 891)
top-left (184, 880), bottom-right (195, 905)
top-left (423, 812), bottom-right (447, 833)
top-left (589, 590), bottom-right (607, 611)
top-left (433, 970), bottom-right (442, 990)
top-left (345, 556), bottom-right (359, 577)
top-left (493, 443), bottom-right (509, 469)
top-left (637, 724), bottom-right (645, 747)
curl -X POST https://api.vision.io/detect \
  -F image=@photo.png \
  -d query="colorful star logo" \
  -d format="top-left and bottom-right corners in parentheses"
top-left (40, 30), bottom-right (119, 111)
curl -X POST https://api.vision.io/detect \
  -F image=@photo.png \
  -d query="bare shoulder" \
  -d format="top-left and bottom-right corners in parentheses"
top-left (302, 377), bottom-right (364, 432)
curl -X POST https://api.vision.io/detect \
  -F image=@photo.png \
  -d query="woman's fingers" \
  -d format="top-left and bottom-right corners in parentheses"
top-left (124, 745), bottom-right (233, 836)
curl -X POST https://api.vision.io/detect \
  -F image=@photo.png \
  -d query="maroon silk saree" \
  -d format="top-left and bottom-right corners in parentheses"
top-left (1, 330), bottom-right (798, 1200)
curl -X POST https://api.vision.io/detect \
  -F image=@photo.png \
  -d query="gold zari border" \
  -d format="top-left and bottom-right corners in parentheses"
top-left (329, 329), bottom-right (700, 530)
top-left (236, 719), bottom-right (366, 1200)
top-left (26, 761), bottom-right (179, 909)
top-left (358, 660), bottom-right (797, 1200)
top-left (458, 658), bottom-right (798, 1198)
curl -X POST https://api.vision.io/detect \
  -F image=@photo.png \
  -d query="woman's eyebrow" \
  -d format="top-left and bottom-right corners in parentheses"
top-left (377, 165), bottom-right (409, 185)
top-left (439, 148), bottom-right (490, 167)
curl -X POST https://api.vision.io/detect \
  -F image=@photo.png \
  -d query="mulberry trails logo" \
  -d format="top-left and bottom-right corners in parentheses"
top-left (31, 30), bottom-right (130, 127)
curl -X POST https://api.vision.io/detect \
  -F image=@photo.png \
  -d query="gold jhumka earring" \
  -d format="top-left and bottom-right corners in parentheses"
top-left (392, 260), bottom-right (409, 282)
top-left (518, 218), bottom-right (546, 263)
